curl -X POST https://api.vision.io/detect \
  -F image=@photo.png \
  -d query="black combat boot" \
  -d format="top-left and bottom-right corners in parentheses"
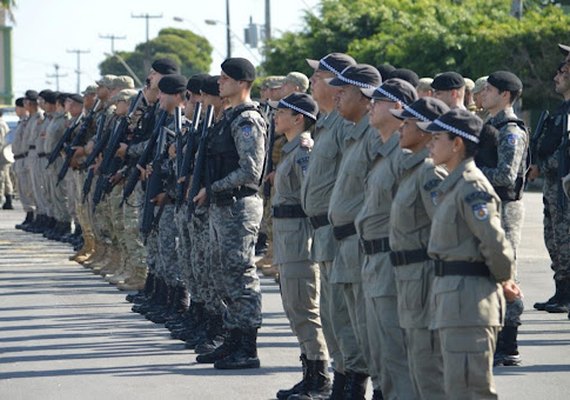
top-left (372, 388), bottom-right (385, 400)
top-left (545, 280), bottom-right (570, 313)
top-left (534, 279), bottom-right (562, 310)
top-left (16, 211), bottom-right (34, 230)
top-left (42, 216), bottom-right (57, 236)
top-left (255, 232), bottom-right (268, 255)
top-left (343, 371), bottom-right (368, 400)
top-left (132, 276), bottom-right (163, 314)
top-left (146, 283), bottom-right (174, 323)
top-left (55, 221), bottom-right (71, 242)
top-left (2, 194), bottom-right (14, 209)
top-left (24, 214), bottom-right (41, 232)
top-left (195, 313), bottom-right (225, 354)
top-left (328, 370), bottom-right (347, 400)
top-left (196, 328), bottom-right (241, 364)
top-left (494, 326), bottom-right (522, 366)
top-left (127, 273), bottom-right (154, 303)
top-left (287, 359), bottom-right (332, 400)
top-left (214, 327), bottom-right (260, 369)
top-left (276, 354), bottom-right (308, 400)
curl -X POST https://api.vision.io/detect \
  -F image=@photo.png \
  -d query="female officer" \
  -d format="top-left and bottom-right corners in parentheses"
top-left (271, 93), bottom-right (331, 400)
top-left (418, 109), bottom-right (521, 400)
top-left (388, 97), bottom-right (449, 400)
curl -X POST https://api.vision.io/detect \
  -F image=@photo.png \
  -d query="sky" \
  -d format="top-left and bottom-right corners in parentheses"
top-left (7, 0), bottom-right (320, 98)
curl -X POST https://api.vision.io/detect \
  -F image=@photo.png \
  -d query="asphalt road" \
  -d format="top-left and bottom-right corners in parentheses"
top-left (1, 192), bottom-right (569, 400)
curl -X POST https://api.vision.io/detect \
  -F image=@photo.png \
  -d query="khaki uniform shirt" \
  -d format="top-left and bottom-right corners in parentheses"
top-left (272, 132), bottom-right (312, 265)
top-left (389, 149), bottom-right (447, 328)
top-left (45, 111), bottom-right (69, 154)
top-left (428, 158), bottom-right (514, 329)
top-left (11, 118), bottom-right (27, 156)
top-left (301, 110), bottom-right (347, 262)
top-left (24, 111), bottom-right (44, 154)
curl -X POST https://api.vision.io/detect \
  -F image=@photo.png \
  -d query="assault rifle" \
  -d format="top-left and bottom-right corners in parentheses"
top-left (175, 102), bottom-right (202, 211)
top-left (46, 115), bottom-right (83, 168)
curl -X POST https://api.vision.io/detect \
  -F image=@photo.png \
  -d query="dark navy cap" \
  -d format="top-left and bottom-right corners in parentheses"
top-left (39, 89), bottom-right (57, 104)
top-left (362, 78), bottom-right (418, 105)
top-left (389, 68), bottom-right (420, 88)
top-left (431, 71), bottom-right (465, 90)
top-left (15, 97), bottom-right (25, 107)
top-left (417, 109), bottom-right (483, 144)
top-left (306, 53), bottom-right (357, 76)
top-left (201, 75), bottom-right (221, 96)
top-left (390, 97), bottom-right (450, 122)
top-left (187, 73), bottom-right (210, 94)
top-left (221, 57), bottom-right (256, 82)
top-left (68, 94), bottom-right (84, 104)
top-left (275, 92), bottom-right (319, 121)
top-left (376, 63), bottom-right (396, 80)
top-left (487, 71), bottom-right (523, 92)
top-left (327, 64), bottom-right (381, 90)
top-left (25, 90), bottom-right (39, 101)
top-left (152, 58), bottom-right (179, 75)
top-left (158, 74), bottom-right (188, 95)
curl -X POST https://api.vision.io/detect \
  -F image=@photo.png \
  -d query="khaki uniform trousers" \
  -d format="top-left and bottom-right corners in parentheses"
top-left (14, 158), bottom-right (35, 212)
top-left (319, 260), bottom-right (344, 373)
top-left (279, 260), bottom-right (328, 361)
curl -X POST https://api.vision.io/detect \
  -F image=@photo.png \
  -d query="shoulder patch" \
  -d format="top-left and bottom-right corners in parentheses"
top-left (506, 133), bottom-right (518, 146)
top-left (472, 203), bottom-right (490, 221)
top-left (465, 191), bottom-right (493, 203)
top-left (240, 123), bottom-right (254, 140)
top-left (423, 178), bottom-right (440, 191)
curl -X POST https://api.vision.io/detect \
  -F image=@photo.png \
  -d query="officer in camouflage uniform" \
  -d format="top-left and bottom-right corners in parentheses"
top-left (299, 52), bottom-right (355, 398)
top-left (326, 64), bottom-right (382, 399)
top-left (389, 97), bottom-right (450, 400)
top-left (478, 71), bottom-right (527, 366)
top-left (531, 54), bottom-right (570, 316)
top-left (193, 58), bottom-right (266, 370)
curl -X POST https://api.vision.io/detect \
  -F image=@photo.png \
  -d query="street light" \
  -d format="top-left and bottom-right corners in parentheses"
top-left (204, 19), bottom-right (261, 64)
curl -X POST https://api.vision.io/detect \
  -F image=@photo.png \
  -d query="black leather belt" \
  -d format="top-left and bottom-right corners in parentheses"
top-left (211, 186), bottom-right (257, 206)
top-left (14, 152), bottom-right (28, 160)
top-left (37, 152), bottom-right (47, 158)
top-left (390, 248), bottom-right (430, 266)
top-left (309, 214), bottom-right (330, 230)
top-left (360, 237), bottom-right (391, 255)
top-left (434, 260), bottom-right (490, 277)
top-left (333, 222), bottom-right (357, 240)
top-left (29, 145), bottom-right (36, 150)
top-left (273, 204), bottom-right (307, 219)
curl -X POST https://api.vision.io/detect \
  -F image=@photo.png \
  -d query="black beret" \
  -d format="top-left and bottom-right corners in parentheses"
top-left (389, 68), bottom-right (420, 88)
top-left (68, 94), bottom-right (84, 104)
top-left (306, 53), bottom-right (357, 76)
top-left (221, 57), bottom-right (256, 82)
top-left (187, 73), bottom-right (210, 94)
top-left (362, 78), bottom-right (418, 105)
top-left (327, 64), bottom-right (382, 89)
top-left (417, 109), bottom-right (483, 144)
top-left (15, 97), bottom-right (25, 107)
top-left (487, 71), bottom-right (523, 92)
top-left (276, 92), bottom-right (319, 120)
top-left (152, 58), bottom-right (179, 75)
top-left (431, 72), bottom-right (465, 90)
top-left (56, 92), bottom-right (69, 104)
top-left (158, 74), bottom-right (188, 95)
top-left (201, 75), bottom-right (221, 96)
top-left (39, 89), bottom-right (57, 104)
top-left (376, 63), bottom-right (396, 80)
top-left (390, 97), bottom-right (450, 122)
top-left (25, 90), bottom-right (39, 101)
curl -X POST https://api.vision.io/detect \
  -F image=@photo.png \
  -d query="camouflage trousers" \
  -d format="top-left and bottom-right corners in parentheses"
top-left (174, 207), bottom-right (192, 289)
top-left (72, 170), bottom-right (95, 243)
top-left (501, 200), bottom-right (524, 327)
top-left (543, 177), bottom-right (570, 282)
top-left (209, 195), bottom-right (263, 330)
top-left (157, 204), bottom-right (181, 286)
top-left (90, 187), bottom-right (114, 246)
top-left (121, 183), bottom-right (146, 270)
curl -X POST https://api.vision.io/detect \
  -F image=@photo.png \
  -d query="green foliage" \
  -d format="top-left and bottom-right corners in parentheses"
top-left (99, 28), bottom-right (212, 83)
top-left (261, 0), bottom-right (570, 109)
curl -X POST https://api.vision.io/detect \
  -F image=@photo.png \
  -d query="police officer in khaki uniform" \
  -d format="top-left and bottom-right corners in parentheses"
top-left (419, 109), bottom-right (521, 399)
top-left (269, 93), bottom-right (331, 400)
top-left (356, 79), bottom-right (418, 400)
top-left (389, 97), bottom-right (450, 399)
top-left (326, 64), bottom-right (382, 399)
top-left (300, 52), bottom-right (356, 398)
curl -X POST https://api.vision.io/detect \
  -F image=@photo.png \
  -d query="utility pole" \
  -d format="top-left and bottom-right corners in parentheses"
top-left (265, 0), bottom-right (271, 41)
top-left (66, 49), bottom-right (90, 94)
top-left (511, 0), bottom-right (523, 19)
top-left (99, 33), bottom-right (127, 54)
top-left (131, 13), bottom-right (163, 72)
top-left (46, 64), bottom-right (67, 91)
top-left (225, 0), bottom-right (231, 58)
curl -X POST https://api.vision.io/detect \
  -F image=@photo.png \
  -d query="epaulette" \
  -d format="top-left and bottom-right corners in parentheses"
top-left (464, 191), bottom-right (493, 203)
top-left (423, 178), bottom-right (440, 191)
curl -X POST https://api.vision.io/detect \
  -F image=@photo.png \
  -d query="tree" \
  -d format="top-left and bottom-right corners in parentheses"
top-left (99, 28), bottom-right (212, 82)
top-left (261, 0), bottom-right (570, 109)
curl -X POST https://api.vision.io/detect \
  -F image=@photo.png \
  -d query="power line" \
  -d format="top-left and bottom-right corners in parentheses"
top-left (99, 33), bottom-right (127, 54)
top-left (46, 64), bottom-right (68, 91)
top-left (131, 13), bottom-right (163, 71)
top-left (66, 49), bottom-right (90, 94)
